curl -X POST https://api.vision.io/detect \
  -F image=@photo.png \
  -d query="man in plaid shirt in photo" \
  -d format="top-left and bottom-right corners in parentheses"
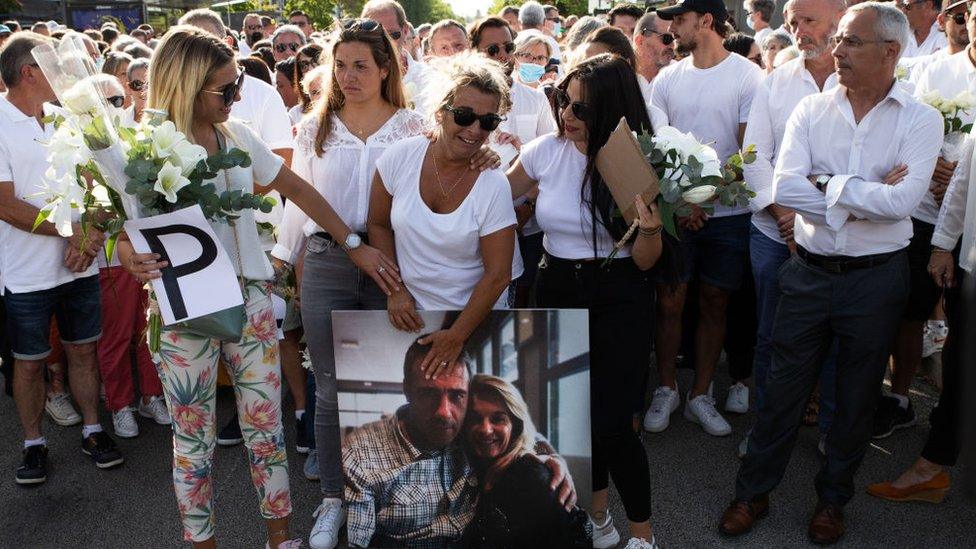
top-left (342, 336), bottom-right (576, 548)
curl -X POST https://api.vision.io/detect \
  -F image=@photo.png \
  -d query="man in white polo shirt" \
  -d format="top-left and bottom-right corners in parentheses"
top-left (0, 33), bottom-right (124, 485)
top-left (645, 0), bottom-right (764, 438)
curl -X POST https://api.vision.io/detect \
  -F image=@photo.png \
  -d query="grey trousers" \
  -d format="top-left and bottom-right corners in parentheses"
top-left (735, 250), bottom-right (909, 506)
top-left (301, 237), bottom-right (387, 497)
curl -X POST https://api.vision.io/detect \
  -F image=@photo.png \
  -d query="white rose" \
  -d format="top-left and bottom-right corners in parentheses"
top-left (952, 90), bottom-right (975, 111)
top-left (62, 81), bottom-right (102, 115)
top-left (153, 161), bottom-right (191, 203)
top-left (151, 121), bottom-right (187, 159)
top-left (920, 91), bottom-right (943, 110)
top-left (681, 185), bottom-right (717, 205)
top-left (171, 140), bottom-right (208, 176)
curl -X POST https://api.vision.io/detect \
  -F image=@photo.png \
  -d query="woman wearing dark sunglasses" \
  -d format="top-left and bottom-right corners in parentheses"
top-left (115, 26), bottom-right (401, 549)
top-left (123, 58), bottom-right (149, 126)
top-left (368, 51), bottom-right (521, 377)
top-left (507, 54), bottom-right (663, 549)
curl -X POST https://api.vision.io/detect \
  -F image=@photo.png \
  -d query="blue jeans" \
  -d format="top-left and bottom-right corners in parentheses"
top-left (301, 236), bottom-right (387, 497)
top-left (4, 275), bottom-right (102, 360)
top-left (749, 227), bottom-right (837, 433)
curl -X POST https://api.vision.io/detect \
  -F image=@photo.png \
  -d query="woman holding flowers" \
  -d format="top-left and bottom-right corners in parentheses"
top-left (115, 26), bottom-right (400, 549)
top-left (506, 53), bottom-right (663, 549)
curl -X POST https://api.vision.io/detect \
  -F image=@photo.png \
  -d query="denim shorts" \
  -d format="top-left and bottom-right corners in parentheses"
top-left (4, 275), bottom-right (102, 360)
top-left (656, 213), bottom-right (752, 291)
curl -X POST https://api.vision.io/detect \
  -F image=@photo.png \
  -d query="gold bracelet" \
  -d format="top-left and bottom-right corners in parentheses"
top-left (638, 226), bottom-right (662, 237)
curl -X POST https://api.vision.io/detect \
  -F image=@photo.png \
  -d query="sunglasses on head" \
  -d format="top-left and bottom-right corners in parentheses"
top-left (106, 95), bottom-right (125, 108)
top-left (128, 79), bottom-right (146, 92)
top-left (345, 18), bottom-right (401, 40)
top-left (202, 71), bottom-right (245, 107)
top-left (554, 88), bottom-right (591, 121)
top-left (444, 105), bottom-right (505, 131)
top-left (275, 42), bottom-right (300, 53)
top-left (485, 41), bottom-right (516, 57)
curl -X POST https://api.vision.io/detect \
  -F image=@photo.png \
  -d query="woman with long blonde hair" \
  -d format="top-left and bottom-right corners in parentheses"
top-left (463, 374), bottom-right (591, 547)
top-left (116, 26), bottom-right (401, 549)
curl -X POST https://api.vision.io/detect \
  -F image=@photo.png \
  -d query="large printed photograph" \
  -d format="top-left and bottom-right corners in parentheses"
top-left (332, 309), bottom-right (592, 548)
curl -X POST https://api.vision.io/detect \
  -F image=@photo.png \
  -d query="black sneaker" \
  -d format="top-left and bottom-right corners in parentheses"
top-left (16, 445), bottom-right (48, 485)
top-left (82, 431), bottom-right (124, 469)
top-left (295, 413), bottom-right (310, 455)
top-left (217, 412), bottom-right (243, 447)
top-left (872, 396), bottom-right (916, 439)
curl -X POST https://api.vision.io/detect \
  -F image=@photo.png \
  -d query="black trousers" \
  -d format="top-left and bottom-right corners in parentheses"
top-left (736, 251), bottom-right (909, 506)
top-left (536, 253), bottom-right (653, 522)
top-left (922, 272), bottom-right (971, 465)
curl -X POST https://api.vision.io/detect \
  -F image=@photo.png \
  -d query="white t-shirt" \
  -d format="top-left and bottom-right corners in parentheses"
top-left (210, 119), bottom-right (284, 281)
top-left (651, 53), bottom-right (764, 217)
top-left (375, 136), bottom-right (521, 310)
top-left (232, 75), bottom-right (294, 151)
top-left (520, 134), bottom-right (630, 260)
top-left (0, 99), bottom-right (98, 293)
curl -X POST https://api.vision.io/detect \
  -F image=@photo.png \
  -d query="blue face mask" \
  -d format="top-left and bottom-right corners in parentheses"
top-left (94, 56), bottom-right (105, 72)
top-left (518, 62), bottom-right (546, 83)
top-left (746, 17), bottom-right (756, 31)
top-left (552, 22), bottom-right (562, 36)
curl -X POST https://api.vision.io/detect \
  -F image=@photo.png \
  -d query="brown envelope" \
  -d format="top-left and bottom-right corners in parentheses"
top-left (595, 117), bottom-right (660, 225)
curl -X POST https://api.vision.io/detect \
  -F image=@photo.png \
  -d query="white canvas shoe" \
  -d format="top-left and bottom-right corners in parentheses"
top-left (684, 392), bottom-right (732, 436)
top-left (112, 408), bottom-right (139, 438)
top-left (45, 392), bottom-right (81, 426)
top-left (138, 395), bottom-right (172, 425)
top-left (309, 498), bottom-right (345, 549)
top-left (725, 382), bottom-right (750, 414)
top-left (642, 385), bottom-right (680, 433)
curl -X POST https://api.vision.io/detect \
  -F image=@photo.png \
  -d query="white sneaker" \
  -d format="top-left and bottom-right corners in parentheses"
top-left (591, 513), bottom-right (621, 549)
top-left (922, 320), bottom-right (948, 358)
top-left (112, 408), bottom-right (139, 438)
top-left (725, 382), bottom-right (749, 414)
top-left (309, 497), bottom-right (345, 549)
top-left (684, 392), bottom-right (732, 436)
top-left (266, 539), bottom-right (303, 549)
top-left (624, 536), bottom-right (660, 549)
top-left (642, 385), bottom-right (680, 433)
top-left (45, 392), bottom-right (82, 426)
top-left (737, 434), bottom-right (749, 459)
top-left (138, 395), bottom-right (172, 425)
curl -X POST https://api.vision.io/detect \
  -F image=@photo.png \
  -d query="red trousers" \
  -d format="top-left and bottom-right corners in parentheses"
top-left (97, 266), bottom-right (162, 411)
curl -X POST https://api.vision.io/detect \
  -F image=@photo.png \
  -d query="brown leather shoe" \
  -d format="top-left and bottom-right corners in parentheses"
top-left (808, 502), bottom-right (844, 545)
top-left (719, 496), bottom-right (769, 536)
top-left (866, 471), bottom-right (950, 503)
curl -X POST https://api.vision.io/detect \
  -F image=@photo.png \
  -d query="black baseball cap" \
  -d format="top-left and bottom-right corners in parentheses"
top-left (656, 0), bottom-right (729, 21)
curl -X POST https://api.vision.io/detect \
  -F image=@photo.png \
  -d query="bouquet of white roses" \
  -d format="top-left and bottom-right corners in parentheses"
top-left (921, 90), bottom-right (975, 163)
top-left (639, 126), bottom-right (756, 238)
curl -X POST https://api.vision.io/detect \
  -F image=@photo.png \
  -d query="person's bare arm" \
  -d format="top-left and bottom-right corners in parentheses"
top-left (0, 181), bottom-right (103, 258)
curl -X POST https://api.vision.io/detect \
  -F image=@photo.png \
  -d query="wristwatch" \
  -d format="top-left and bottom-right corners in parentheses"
top-left (815, 174), bottom-right (832, 192)
top-left (341, 233), bottom-right (362, 251)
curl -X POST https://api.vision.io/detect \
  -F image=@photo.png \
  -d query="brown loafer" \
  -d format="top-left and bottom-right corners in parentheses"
top-left (808, 502), bottom-right (844, 545)
top-left (866, 471), bottom-right (949, 503)
top-left (719, 495), bottom-right (769, 536)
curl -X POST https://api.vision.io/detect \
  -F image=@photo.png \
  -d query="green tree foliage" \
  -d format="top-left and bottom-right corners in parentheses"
top-left (335, 0), bottom-right (458, 25)
top-left (489, 0), bottom-right (589, 17)
top-left (0, 0), bottom-right (21, 15)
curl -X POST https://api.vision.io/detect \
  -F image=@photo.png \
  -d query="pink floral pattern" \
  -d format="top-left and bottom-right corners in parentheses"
top-left (155, 282), bottom-right (291, 542)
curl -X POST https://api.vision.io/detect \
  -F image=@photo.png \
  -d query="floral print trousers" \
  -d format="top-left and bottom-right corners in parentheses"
top-left (155, 280), bottom-right (292, 542)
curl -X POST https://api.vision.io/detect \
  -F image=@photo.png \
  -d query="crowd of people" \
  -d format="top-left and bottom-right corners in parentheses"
top-left (0, 0), bottom-right (973, 547)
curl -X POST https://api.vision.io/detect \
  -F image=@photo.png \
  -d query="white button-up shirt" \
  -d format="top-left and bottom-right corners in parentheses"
top-left (933, 133), bottom-right (976, 273)
top-left (272, 109), bottom-right (427, 264)
top-left (773, 83), bottom-right (943, 257)
top-left (744, 58), bottom-right (838, 243)
top-left (911, 48), bottom-right (976, 224)
top-left (902, 21), bottom-right (948, 58)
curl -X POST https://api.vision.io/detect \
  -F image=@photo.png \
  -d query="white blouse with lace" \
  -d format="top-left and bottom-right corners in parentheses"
top-left (271, 108), bottom-right (427, 263)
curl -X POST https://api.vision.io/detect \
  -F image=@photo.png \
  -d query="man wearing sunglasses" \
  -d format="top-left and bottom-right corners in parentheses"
top-left (633, 11), bottom-right (675, 102)
top-left (271, 24), bottom-right (307, 63)
top-left (361, 0), bottom-right (435, 113)
top-left (906, 0), bottom-right (971, 75)
top-left (898, 0), bottom-right (949, 57)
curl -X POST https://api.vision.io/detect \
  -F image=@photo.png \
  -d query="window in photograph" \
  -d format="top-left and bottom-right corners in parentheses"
top-left (547, 369), bottom-right (591, 457)
top-left (499, 315), bottom-right (518, 382)
top-left (551, 309), bottom-right (588, 367)
top-left (479, 339), bottom-right (493, 374)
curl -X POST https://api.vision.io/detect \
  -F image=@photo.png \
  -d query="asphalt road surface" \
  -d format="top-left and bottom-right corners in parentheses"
top-left (0, 362), bottom-right (973, 548)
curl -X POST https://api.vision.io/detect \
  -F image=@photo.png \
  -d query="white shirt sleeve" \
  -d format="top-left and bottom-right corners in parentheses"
top-left (743, 80), bottom-right (775, 214)
top-left (237, 122), bottom-right (284, 185)
top-left (772, 99), bottom-right (829, 224)
top-left (375, 139), bottom-right (407, 195)
top-left (825, 107), bottom-right (943, 225)
top-left (271, 146), bottom-right (313, 263)
top-left (259, 88), bottom-right (295, 151)
top-left (519, 136), bottom-right (545, 181)
top-left (478, 175), bottom-right (518, 236)
top-left (650, 71), bottom-right (669, 122)
top-left (738, 64), bottom-right (763, 124)
top-left (932, 134), bottom-right (974, 250)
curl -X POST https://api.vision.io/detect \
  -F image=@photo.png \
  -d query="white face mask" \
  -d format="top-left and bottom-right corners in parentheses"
top-left (746, 17), bottom-right (756, 31)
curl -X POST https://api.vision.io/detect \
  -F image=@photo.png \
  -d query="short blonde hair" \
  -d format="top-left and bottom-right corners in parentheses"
top-left (514, 33), bottom-right (551, 59)
top-left (429, 50), bottom-right (512, 121)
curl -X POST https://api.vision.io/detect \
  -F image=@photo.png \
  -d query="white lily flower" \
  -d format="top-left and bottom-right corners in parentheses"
top-left (171, 139), bottom-right (208, 176)
top-left (151, 121), bottom-right (186, 159)
top-left (681, 185), bottom-right (717, 205)
top-left (46, 126), bottom-right (91, 178)
top-left (62, 81), bottom-right (101, 115)
top-left (154, 161), bottom-right (191, 203)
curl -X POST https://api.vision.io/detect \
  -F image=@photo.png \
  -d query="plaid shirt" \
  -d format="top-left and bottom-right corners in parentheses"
top-left (343, 406), bottom-right (478, 548)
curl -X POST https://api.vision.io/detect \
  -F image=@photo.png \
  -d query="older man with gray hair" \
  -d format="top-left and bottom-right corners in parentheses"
top-left (519, 1), bottom-right (562, 60)
top-left (721, 3), bottom-right (943, 544)
top-left (271, 24), bottom-right (307, 63)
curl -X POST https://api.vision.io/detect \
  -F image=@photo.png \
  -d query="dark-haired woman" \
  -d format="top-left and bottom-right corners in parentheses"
top-left (507, 54), bottom-right (663, 549)
top-left (275, 57), bottom-right (299, 110)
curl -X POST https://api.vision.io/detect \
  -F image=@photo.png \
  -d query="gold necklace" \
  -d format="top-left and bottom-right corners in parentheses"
top-left (431, 143), bottom-right (467, 199)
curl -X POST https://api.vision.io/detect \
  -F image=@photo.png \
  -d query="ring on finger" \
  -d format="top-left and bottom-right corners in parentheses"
top-left (378, 266), bottom-right (386, 273)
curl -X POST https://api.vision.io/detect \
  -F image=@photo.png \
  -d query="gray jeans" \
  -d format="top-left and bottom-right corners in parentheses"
top-left (301, 236), bottom-right (387, 497)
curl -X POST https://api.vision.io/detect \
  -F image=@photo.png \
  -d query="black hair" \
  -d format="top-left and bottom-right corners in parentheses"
top-left (553, 54), bottom-right (653, 252)
top-left (723, 32), bottom-right (755, 58)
